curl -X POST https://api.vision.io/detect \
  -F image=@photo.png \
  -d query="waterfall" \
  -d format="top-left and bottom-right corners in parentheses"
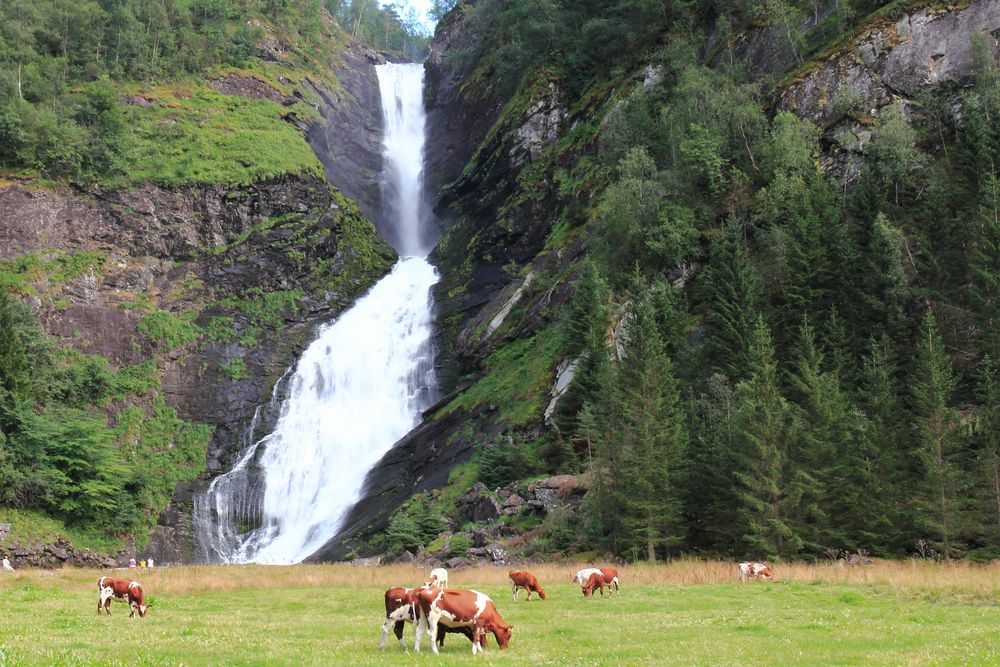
top-left (193, 63), bottom-right (438, 564)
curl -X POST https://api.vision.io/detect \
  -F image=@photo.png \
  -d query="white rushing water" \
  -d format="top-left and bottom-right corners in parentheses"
top-left (193, 63), bottom-right (438, 564)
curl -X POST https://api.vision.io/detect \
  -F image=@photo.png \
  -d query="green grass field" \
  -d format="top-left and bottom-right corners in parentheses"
top-left (1, 562), bottom-right (999, 666)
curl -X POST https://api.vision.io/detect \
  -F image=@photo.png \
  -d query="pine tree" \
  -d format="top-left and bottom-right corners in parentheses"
top-left (731, 316), bottom-right (797, 558)
top-left (972, 356), bottom-right (1000, 548)
top-left (970, 171), bottom-right (1000, 353)
top-left (910, 310), bottom-right (962, 557)
top-left (587, 288), bottom-right (687, 561)
top-left (0, 291), bottom-right (29, 401)
top-left (686, 373), bottom-right (740, 554)
top-left (862, 213), bottom-right (911, 344)
top-left (702, 219), bottom-right (761, 380)
top-left (858, 335), bottom-right (912, 553)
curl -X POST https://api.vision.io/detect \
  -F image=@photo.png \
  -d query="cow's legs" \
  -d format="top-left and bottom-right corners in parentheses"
top-left (99, 587), bottom-right (114, 615)
top-left (378, 618), bottom-right (393, 652)
top-left (414, 615), bottom-right (427, 653)
top-left (395, 620), bottom-right (407, 650)
top-left (511, 582), bottom-right (518, 602)
top-left (428, 615), bottom-right (440, 655)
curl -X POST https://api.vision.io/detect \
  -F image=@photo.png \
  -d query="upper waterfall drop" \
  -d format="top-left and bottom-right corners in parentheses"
top-left (377, 63), bottom-right (436, 258)
top-left (192, 62), bottom-right (439, 564)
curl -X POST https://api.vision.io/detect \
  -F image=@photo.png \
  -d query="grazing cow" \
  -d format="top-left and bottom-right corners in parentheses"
top-left (738, 561), bottom-right (773, 582)
top-left (97, 577), bottom-right (147, 618)
top-left (380, 587), bottom-right (478, 652)
top-left (414, 588), bottom-right (513, 655)
top-left (508, 570), bottom-right (547, 602)
top-left (572, 567), bottom-right (601, 584)
top-left (573, 567), bottom-right (619, 595)
top-left (599, 567), bottom-right (620, 595)
top-left (425, 567), bottom-right (448, 589)
top-left (582, 572), bottom-right (608, 598)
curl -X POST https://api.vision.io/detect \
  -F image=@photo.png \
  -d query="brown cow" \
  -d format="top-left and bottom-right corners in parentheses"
top-left (599, 566), bottom-right (620, 595)
top-left (379, 587), bottom-right (479, 652)
top-left (582, 571), bottom-right (608, 598)
top-left (508, 570), bottom-right (547, 602)
top-left (414, 588), bottom-right (513, 655)
top-left (97, 577), bottom-right (147, 618)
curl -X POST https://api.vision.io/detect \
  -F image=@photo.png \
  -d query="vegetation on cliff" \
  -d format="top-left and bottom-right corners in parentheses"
top-left (0, 0), bottom-right (402, 554)
top-left (380, 0), bottom-right (1000, 564)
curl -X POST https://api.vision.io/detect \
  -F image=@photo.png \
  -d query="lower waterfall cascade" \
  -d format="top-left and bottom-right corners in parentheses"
top-left (192, 62), bottom-right (438, 564)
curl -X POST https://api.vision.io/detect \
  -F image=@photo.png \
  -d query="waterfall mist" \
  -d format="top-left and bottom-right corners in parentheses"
top-left (193, 63), bottom-right (439, 564)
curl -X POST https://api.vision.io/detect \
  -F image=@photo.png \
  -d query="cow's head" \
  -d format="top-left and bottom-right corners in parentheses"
top-left (582, 573), bottom-right (603, 597)
top-left (492, 622), bottom-right (513, 649)
top-left (137, 604), bottom-right (148, 618)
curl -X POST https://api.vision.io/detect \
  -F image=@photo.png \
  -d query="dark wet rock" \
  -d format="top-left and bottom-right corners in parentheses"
top-left (503, 494), bottom-right (526, 509)
top-left (306, 41), bottom-right (387, 228)
top-left (211, 73), bottom-right (291, 103)
top-left (3, 538), bottom-right (119, 569)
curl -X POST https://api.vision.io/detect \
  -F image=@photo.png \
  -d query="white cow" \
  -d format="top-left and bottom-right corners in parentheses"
top-left (425, 567), bottom-right (448, 589)
top-left (571, 567), bottom-right (602, 584)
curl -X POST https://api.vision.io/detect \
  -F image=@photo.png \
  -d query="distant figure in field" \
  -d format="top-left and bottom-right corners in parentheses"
top-left (97, 577), bottom-right (148, 618)
top-left (425, 567), bottom-right (448, 589)
top-left (127, 557), bottom-right (137, 569)
top-left (2, 556), bottom-right (14, 572)
top-left (147, 557), bottom-right (154, 568)
top-left (738, 561), bottom-right (773, 581)
top-left (508, 570), bottom-right (547, 601)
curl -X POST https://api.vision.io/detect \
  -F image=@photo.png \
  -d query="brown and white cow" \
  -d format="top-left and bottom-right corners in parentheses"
top-left (573, 566), bottom-right (619, 595)
top-left (379, 587), bottom-right (478, 652)
top-left (572, 567), bottom-right (602, 584)
top-left (738, 561), bottom-right (773, 582)
top-left (414, 588), bottom-right (512, 655)
top-left (508, 570), bottom-right (546, 602)
top-left (97, 577), bottom-right (147, 618)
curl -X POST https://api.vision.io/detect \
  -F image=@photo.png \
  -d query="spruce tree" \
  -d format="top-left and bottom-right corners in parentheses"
top-left (587, 288), bottom-right (687, 561)
top-left (910, 310), bottom-right (962, 557)
top-left (972, 356), bottom-right (1000, 548)
top-left (702, 219), bottom-right (761, 380)
top-left (0, 291), bottom-right (28, 401)
top-left (731, 316), bottom-right (797, 558)
top-left (862, 213), bottom-right (911, 344)
top-left (858, 335), bottom-right (912, 553)
top-left (686, 373), bottom-right (740, 554)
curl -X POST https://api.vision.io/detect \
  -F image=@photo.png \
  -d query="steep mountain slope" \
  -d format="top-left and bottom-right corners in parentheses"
top-left (0, 5), bottom-right (397, 564)
top-left (313, 0), bottom-right (1000, 563)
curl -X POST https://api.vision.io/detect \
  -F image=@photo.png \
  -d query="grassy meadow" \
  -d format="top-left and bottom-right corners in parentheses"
top-left (1, 561), bottom-right (1000, 666)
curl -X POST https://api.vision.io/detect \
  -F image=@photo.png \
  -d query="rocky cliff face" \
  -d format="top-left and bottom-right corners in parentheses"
top-left (1, 172), bottom-right (392, 563)
top-left (780, 1), bottom-right (1000, 179)
top-left (307, 42), bottom-right (387, 228)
